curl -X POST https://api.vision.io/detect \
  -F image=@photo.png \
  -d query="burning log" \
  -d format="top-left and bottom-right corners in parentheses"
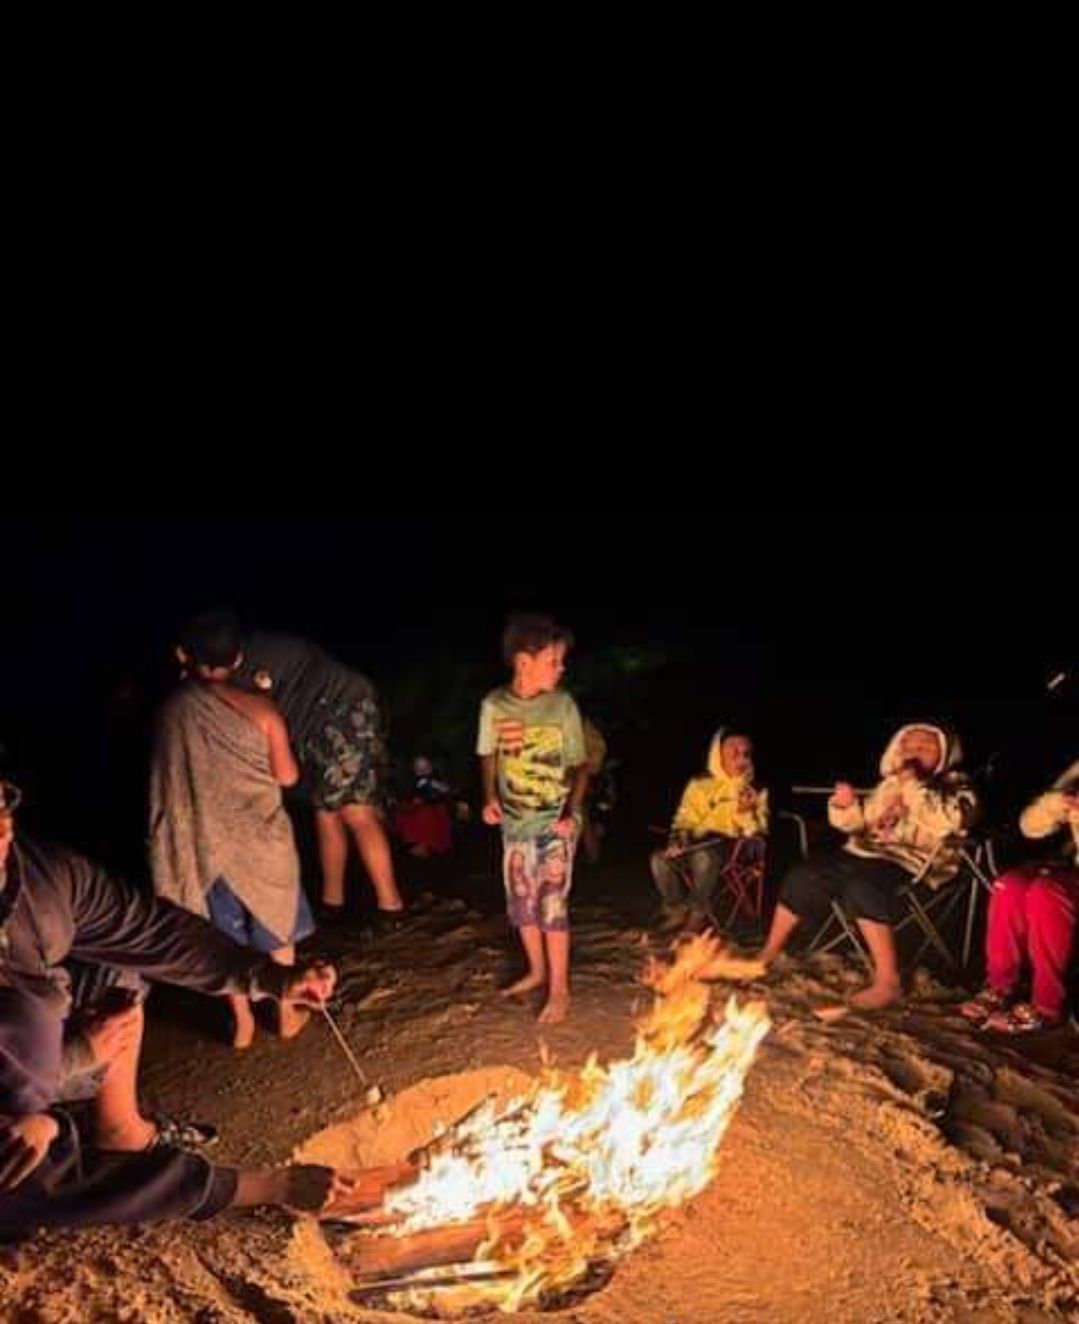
top-left (338, 1206), bottom-right (628, 1279)
top-left (339, 1212), bottom-right (524, 1277)
top-left (349, 1266), bottom-right (515, 1302)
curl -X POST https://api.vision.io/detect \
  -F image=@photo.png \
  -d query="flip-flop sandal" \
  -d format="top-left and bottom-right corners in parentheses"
top-left (983, 1003), bottom-right (1054, 1035)
top-left (958, 987), bottom-right (1010, 1023)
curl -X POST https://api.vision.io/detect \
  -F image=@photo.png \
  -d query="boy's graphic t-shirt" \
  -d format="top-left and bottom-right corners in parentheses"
top-left (476, 687), bottom-right (585, 840)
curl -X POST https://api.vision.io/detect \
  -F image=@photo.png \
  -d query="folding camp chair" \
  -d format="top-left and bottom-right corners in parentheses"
top-left (808, 833), bottom-right (999, 969)
top-left (648, 830), bottom-right (765, 930)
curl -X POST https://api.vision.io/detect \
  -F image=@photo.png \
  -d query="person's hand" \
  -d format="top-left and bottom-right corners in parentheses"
top-left (275, 1164), bottom-right (348, 1214)
top-left (317, 1162), bottom-right (417, 1218)
top-left (482, 800), bottom-right (503, 826)
top-left (282, 961), bottom-right (337, 1008)
top-left (84, 1003), bottom-right (141, 1067)
top-left (0, 1113), bottom-right (60, 1191)
top-left (832, 782), bottom-right (857, 809)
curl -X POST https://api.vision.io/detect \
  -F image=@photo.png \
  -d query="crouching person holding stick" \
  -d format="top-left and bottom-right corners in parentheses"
top-left (0, 778), bottom-right (410, 1237)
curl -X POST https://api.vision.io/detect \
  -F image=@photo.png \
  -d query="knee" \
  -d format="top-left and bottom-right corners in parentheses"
top-left (1026, 877), bottom-right (1077, 924)
top-left (779, 859), bottom-right (824, 916)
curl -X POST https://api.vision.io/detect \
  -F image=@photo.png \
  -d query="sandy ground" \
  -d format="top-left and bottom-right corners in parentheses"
top-left (2, 857), bottom-right (1077, 1323)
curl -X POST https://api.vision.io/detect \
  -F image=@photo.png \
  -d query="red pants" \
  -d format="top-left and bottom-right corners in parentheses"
top-left (986, 862), bottom-right (1079, 1020)
top-left (394, 800), bottom-right (453, 855)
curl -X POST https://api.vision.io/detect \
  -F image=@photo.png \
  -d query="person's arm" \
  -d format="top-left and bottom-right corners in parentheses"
top-left (828, 781), bottom-right (866, 833)
top-left (65, 850), bottom-right (323, 1000)
top-left (1020, 788), bottom-right (1075, 839)
top-left (739, 785), bottom-right (769, 836)
top-left (669, 780), bottom-right (704, 849)
top-left (476, 699), bottom-right (502, 824)
top-left (559, 699), bottom-right (589, 831)
top-left (555, 764), bottom-right (589, 837)
top-left (479, 754), bottom-right (502, 824)
top-left (565, 764), bottom-right (589, 817)
top-left (262, 701), bottom-right (300, 787)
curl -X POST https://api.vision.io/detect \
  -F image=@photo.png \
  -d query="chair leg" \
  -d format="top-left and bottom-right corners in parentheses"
top-left (961, 875), bottom-right (992, 967)
top-left (715, 866), bottom-right (756, 930)
top-left (810, 900), bottom-right (871, 967)
top-left (725, 878), bottom-right (751, 928)
top-left (905, 889), bottom-right (959, 966)
top-left (833, 902), bottom-right (872, 969)
top-left (808, 906), bottom-right (841, 953)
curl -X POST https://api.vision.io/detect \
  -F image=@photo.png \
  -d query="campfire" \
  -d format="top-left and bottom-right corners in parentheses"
top-left (328, 935), bottom-right (770, 1313)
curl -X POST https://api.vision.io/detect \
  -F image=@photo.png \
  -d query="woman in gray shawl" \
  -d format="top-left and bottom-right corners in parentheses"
top-left (150, 613), bottom-right (314, 1047)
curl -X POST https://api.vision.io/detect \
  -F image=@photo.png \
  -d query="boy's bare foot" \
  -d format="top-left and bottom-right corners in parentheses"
top-left (655, 904), bottom-right (688, 933)
top-left (812, 1003), bottom-right (851, 1024)
top-left (500, 973), bottom-right (546, 998)
top-left (537, 993), bottom-right (570, 1024)
top-left (849, 981), bottom-right (902, 1011)
top-left (814, 982), bottom-right (902, 1022)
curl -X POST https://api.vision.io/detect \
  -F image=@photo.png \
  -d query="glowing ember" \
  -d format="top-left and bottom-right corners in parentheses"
top-left (369, 935), bottom-right (770, 1312)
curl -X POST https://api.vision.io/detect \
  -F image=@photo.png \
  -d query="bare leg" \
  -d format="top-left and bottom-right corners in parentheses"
top-left (341, 803), bottom-right (404, 911)
top-left (849, 920), bottom-right (902, 1009)
top-left (315, 809), bottom-right (349, 909)
top-left (89, 1004), bottom-right (156, 1151)
top-left (271, 944), bottom-right (310, 1039)
top-left (501, 924), bottom-right (547, 996)
top-left (538, 929), bottom-right (571, 1024)
top-left (759, 903), bottom-right (801, 964)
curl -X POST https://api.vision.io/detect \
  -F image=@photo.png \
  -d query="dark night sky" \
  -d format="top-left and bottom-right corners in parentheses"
top-left (2, 515), bottom-right (1074, 868)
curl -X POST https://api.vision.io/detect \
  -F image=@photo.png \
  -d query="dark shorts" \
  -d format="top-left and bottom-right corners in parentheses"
top-left (779, 849), bottom-right (910, 926)
top-left (304, 692), bottom-right (386, 811)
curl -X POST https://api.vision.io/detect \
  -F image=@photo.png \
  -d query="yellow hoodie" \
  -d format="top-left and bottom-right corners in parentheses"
top-left (670, 731), bottom-right (769, 843)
